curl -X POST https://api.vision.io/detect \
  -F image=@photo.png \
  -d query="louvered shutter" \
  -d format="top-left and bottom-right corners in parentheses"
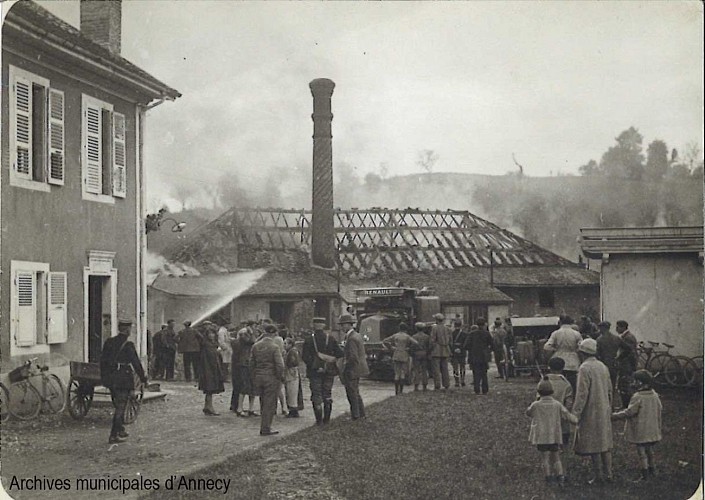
top-left (84, 103), bottom-right (103, 194)
top-left (112, 113), bottom-right (127, 198)
top-left (47, 272), bottom-right (68, 344)
top-left (15, 271), bottom-right (36, 346)
top-left (48, 89), bottom-right (65, 185)
top-left (13, 77), bottom-right (32, 179)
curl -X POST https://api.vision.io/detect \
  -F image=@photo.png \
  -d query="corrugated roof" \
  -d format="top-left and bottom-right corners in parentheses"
top-left (5, 1), bottom-right (180, 101)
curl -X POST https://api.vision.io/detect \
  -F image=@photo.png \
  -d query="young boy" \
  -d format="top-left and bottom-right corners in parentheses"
top-left (541, 357), bottom-right (574, 445)
top-left (527, 377), bottom-right (579, 485)
top-left (611, 370), bottom-right (663, 482)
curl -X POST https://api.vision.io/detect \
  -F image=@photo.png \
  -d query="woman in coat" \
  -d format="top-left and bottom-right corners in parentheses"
top-left (198, 324), bottom-right (225, 415)
top-left (572, 338), bottom-right (613, 484)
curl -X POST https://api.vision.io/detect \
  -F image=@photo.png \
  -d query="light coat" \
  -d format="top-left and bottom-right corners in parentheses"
top-left (545, 326), bottom-right (583, 371)
top-left (217, 327), bottom-right (233, 364)
top-left (612, 389), bottom-right (662, 444)
top-left (430, 323), bottom-right (452, 358)
top-left (344, 329), bottom-right (370, 379)
top-left (541, 373), bottom-right (574, 435)
top-left (526, 396), bottom-right (579, 445)
top-left (572, 356), bottom-right (613, 454)
top-left (383, 332), bottom-right (418, 363)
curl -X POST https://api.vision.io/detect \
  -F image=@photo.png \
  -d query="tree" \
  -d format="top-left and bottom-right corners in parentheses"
top-left (578, 159), bottom-right (599, 176)
top-left (599, 127), bottom-right (645, 180)
top-left (416, 150), bottom-right (439, 174)
top-left (645, 139), bottom-right (669, 181)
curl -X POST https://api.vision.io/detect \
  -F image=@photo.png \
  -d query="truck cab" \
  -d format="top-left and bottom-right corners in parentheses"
top-left (353, 287), bottom-right (440, 379)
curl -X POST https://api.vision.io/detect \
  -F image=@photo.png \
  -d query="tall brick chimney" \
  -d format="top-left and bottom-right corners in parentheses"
top-left (309, 78), bottom-right (336, 269)
top-left (80, 0), bottom-right (122, 55)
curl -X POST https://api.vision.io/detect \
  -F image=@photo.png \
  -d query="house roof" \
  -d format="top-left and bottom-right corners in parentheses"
top-left (150, 268), bottom-right (339, 298)
top-left (580, 226), bottom-right (704, 258)
top-left (492, 266), bottom-right (599, 287)
top-left (4, 1), bottom-right (181, 102)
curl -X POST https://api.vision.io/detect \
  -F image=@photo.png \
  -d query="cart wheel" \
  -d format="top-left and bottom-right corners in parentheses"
top-left (1, 382), bottom-right (10, 423)
top-left (67, 378), bottom-right (93, 419)
top-left (124, 388), bottom-right (143, 424)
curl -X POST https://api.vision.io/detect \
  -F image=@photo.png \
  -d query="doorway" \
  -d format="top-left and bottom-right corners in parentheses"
top-left (87, 275), bottom-right (112, 363)
top-left (269, 302), bottom-right (293, 329)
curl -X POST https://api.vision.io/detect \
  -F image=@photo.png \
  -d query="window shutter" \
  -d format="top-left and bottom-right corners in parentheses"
top-left (48, 89), bottom-right (65, 185)
top-left (47, 272), bottom-right (68, 344)
top-left (112, 113), bottom-right (127, 198)
top-left (84, 103), bottom-right (103, 194)
top-left (13, 77), bottom-right (32, 179)
top-left (15, 271), bottom-right (36, 347)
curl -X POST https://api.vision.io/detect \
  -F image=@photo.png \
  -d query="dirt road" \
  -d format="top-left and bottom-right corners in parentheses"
top-left (0, 379), bottom-right (393, 500)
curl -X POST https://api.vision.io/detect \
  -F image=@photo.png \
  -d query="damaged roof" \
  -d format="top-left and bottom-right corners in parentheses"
top-left (164, 207), bottom-right (596, 285)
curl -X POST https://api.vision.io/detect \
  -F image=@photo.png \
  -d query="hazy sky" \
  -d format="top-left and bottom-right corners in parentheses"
top-left (28, 1), bottom-right (705, 209)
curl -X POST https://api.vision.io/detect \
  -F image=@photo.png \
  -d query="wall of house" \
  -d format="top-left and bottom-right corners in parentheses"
top-left (487, 304), bottom-right (511, 323)
top-left (601, 253), bottom-right (703, 357)
top-left (1, 51), bottom-right (140, 374)
top-left (499, 286), bottom-right (599, 320)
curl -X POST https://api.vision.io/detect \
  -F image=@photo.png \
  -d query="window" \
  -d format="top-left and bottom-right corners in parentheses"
top-left (82, 95), bottom-right (126, 202)
top-left (10, 261), bottom-right (68, 355)
top-left (538, 288), bottom-right (555, 308)
top-left (9, 66), bottom-right (65, 191)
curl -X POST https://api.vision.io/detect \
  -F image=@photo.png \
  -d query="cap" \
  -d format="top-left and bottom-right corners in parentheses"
top-left (578, 338), bottom-right (597, 355)
top-left (597, 321), bottom-right (611, 328)
top-left (433, 313), bottom-right (445, 321)
top-left (548, 356), bottom-right (565, 371)
top-left (634, 369), bottom-right (652, 385)
top-left (338, 314), bottom-right (355, 325)
top-left (414, 322), bottom-right (426, 330)
top-left (117, 319), bottom-right (133, 332)
top-left (537, 376), bottom-right (554, 396)
top-left (263, 324), bottom-right (278, 334)
top-left (312, 317), bottom-right (327, 324)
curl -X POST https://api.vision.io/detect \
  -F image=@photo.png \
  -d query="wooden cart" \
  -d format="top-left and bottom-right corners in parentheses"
top-left (67, 361), bottom-right (142, 423)
top-left (509, 316), bottom-right (560, 377)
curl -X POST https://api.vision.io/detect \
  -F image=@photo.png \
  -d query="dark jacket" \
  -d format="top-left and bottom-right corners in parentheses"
top-left (163, 327), bottom-right (178, 351)
top-left (198, 334), bottom-right (224, 394)
top-left (596, 332), bottom-right (621, 372)
top-left (302, 330), bottom-right (343, 378)
top-left (451, 328), bottom-right (468, 360)
top-left (177, 326), bottom-right (201, 353)
top-left (100, 334), bottom-right (146, 388)
top-left (616, 330), bottom-right (638, 374)
top-left (466, 328), bottom-right (493, 367)
top-left (250, 336), bottom-right (285, 382)
top-left (236, 327), bottom-right (257, 366)
top-left (410, 331), bottom-right (431, 359)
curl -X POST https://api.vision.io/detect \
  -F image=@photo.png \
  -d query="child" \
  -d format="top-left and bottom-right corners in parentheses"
top-left (611, 369), bottom-right (662, 482)
top-left (527, 376), bottom-right (579, 485)
top-left (542, 357), bottom-right (574, 445)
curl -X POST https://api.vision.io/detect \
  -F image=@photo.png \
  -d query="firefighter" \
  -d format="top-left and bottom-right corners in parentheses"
top-left (450, 319), bottom-right (468, 387)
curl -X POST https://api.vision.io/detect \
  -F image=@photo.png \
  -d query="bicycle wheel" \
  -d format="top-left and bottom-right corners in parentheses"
top-left (67, 378), bottom-right (93, 419)
top-left (665, 356), bottom-right (697, 387)
top-left (692, 356), bottom-right (704, 387)
top-left (8, 381), bottom-right (42, 420)
top-left (636, 351), bottom-right (649, 370)
top-left (647, 354), bottom-right (671, 387)
top-left (42, 374), bottom-right (66, 414)
top-left (1, 382), bottom-right (10, 423)
top-left (123, 389), bottom-right (143, 424)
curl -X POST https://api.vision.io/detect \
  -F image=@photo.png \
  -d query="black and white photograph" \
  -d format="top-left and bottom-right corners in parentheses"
top-left (0, 1), bottom-right (703, 499)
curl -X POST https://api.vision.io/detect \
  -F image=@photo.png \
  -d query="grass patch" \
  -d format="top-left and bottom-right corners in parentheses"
top-left (143, 380), bottom-right (702, 499)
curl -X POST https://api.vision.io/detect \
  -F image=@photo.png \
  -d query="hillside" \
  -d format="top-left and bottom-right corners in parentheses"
top-left (148, 172), bottom-right (703, 262)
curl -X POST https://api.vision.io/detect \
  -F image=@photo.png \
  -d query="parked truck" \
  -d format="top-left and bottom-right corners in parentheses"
top-left (352, 286), bottom-right (441, 380)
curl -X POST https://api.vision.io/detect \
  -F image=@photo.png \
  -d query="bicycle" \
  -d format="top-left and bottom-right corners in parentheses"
top-left (636, 341), bottom-right (676, 387)
top-left (7, 358), bottom-right (66, 420)
top-left (1, 382), bottom-right (9, 423)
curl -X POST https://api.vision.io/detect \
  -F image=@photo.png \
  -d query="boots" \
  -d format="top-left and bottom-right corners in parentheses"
top-left (313, 404), bottom-right (323, 425)
top-left (394, 382), bottom-right (400, 395)
top-left (414, 384), bottom-right (419, 392)
top-left (323, 402), bottom-right (332, 423)
top-left (399, 382), bottom-right (404, 394)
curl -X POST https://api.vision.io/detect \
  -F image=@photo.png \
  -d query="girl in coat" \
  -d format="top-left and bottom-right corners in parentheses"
top-left (283, 337), bottom-right (302, 417)
top-left (611, 370), bottom-right (663, 482)
top-left (198, 324), bottom-right (225, 415)
top-left (526, 376), bottom-right (579, 485)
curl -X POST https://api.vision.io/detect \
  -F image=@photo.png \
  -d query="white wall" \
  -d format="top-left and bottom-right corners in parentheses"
top-left (601, 253), bottom-right (703, 357)
top-left (488, 304), bottom-right (510, 323)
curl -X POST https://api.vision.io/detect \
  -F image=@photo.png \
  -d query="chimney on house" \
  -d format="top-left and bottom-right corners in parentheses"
top-left (309, 78), bottom-right (336, 269)
top-left (80, 0), bottom-right (122, 55)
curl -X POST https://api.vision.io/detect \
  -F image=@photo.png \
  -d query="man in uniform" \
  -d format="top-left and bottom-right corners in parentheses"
top-left (150, 324), bottom-right (167, 380)
top-left (339, 314), bottom-right (368, 420)
top-left (429, 313), bottom-right (452, 390)
top-left (100, 319), bottom-right (147, 444)
top-left (411, 322), bottom-right (431, 391)
top-left (250, 324), bottom-right (285, 436)
top-left (615, 320), bottom-right (638, 408)
top-left (176, 320), bottom-right (201, 382)
top-left (450, 320), bottom-right (468, 387)
top-left (162, 319), bottom-right (178, 381)
top-left (302, 317), bottom-right (343, 424)
top-left (382, 323), bottom-right (418, 395)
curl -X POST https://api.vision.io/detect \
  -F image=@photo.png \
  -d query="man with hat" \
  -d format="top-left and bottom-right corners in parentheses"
top-left (177, 320), bottom-right (201, 382)
top-left (339, 314), bottom-right (368, 420)
top-left (572, 338), bottom-right (614, 484)
top-left (615, 320), bottom-right (638, 409)
top-left (595, 321), bottom-right (620, 392)
top-left (410, 322), bottom-right (431, 391)
top-left (302, 317), bottom-right (343, 424)
top-left (99, 319), bottom-right (147, 444)
top-left (429, 313), bottom-right (452, 390)
top-left (250, 323), bottom-right (285, 435)
top-left (466, 320), bottom-right (494, 395)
